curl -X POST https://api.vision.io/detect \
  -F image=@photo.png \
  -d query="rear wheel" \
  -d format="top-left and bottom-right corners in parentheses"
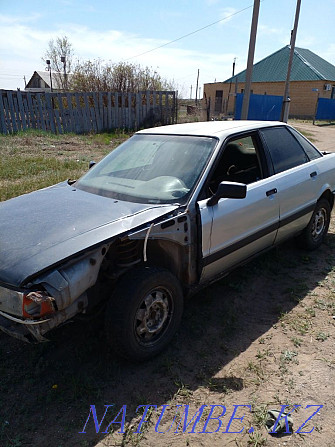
top-left (297, 198), bottom-right (331, 250)
top-left (104, 266), bottom-right (183, 362)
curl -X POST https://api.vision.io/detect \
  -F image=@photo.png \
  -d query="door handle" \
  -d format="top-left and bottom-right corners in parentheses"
top-left (266, 188), bottom-right (277, 197)
top-left (310, 171), bottom-right (317, 178)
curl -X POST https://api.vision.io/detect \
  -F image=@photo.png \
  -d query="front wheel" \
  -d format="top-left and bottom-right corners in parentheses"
top-left (104, 266), bottom-right (183, 362)
top-left (296, 198), bottom-right (331, 250)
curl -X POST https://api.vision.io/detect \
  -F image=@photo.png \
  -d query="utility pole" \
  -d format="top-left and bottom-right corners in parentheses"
top-left (281, 0), bottom-right (301, 122)
top-left (195, 69), bottom-right (200, 105)
top-left (241, 0), bottom-right (260, 120)
top-left (46, 59), bottom-right (53, 92)
top-left (190, 85), bottom-right (193, 100)
top-left (226, 57), bottom-right (236, 114)
top-left (61, 56), bottom-right (67, 90)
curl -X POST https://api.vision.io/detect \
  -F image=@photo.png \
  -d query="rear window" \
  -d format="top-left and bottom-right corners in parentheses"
top-left (260, 127), bottom-right (309, 174)
top-left (288, 127), bottom-right (322, 160)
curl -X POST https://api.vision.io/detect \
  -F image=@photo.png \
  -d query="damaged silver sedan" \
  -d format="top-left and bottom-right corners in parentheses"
top-left (1, 121), bottom-right (335, 361)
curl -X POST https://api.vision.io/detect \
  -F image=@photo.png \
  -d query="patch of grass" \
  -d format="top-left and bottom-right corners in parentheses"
top-left (0, 130), bottom-right (131, 201)
top-left (174, 381), bottom-right (193, 400)
top-left (206, 376), bottom-right (243, 393)
top-left (247, 361), bottom-right (264, 383)
top-left (256, 349), bottom-right (271, 360)
top-left (316, 331), bottom-right (329, 342)
top-left (290, 336), bottom-right (303, 347)
top-left (305, 307), bottom-right (316, 317)
top-left (252, 404), bottom-right (268, 428)
top-left (279, 350), bottom-right (299, 373)
top-left (283, 312), bottom-right (311, 335)
top-left (248, 430), bottom-right (267, 446)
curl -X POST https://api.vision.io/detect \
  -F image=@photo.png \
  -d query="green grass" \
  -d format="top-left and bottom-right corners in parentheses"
top-left (0, 129), bottom-right (131, 201)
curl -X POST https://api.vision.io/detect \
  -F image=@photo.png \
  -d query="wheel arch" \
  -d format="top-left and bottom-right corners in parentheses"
top-left (145, 239), bottom-right (192, 287)
top-left (319, 188), bottom-right (334, 210)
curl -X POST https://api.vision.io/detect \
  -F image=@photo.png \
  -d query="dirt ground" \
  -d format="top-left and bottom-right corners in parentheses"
top-left (0, 122), bottom-right (334, 447)
top-left (291, 121), bottom-right (335, 153)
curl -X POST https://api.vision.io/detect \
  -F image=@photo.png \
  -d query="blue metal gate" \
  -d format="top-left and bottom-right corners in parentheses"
top-left (235, 93), bottom-right (283, 121)
top-left (315, 98), bottom-right (335, 121)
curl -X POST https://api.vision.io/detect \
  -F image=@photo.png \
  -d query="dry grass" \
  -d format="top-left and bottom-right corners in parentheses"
top-left (0, 130), bottom-right (130, 201)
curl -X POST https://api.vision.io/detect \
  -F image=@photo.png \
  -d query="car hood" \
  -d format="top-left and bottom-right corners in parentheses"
top-left (0, 182), bottom-right (179, 287)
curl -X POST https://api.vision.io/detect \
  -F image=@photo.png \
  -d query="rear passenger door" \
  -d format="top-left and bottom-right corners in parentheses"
top-left (259, 126), bottom-right (322, 243)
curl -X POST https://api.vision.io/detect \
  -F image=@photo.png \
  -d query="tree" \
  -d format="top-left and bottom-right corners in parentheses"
top-left (42, 36), bottom-right (74, 90)
top-left (71, 60), bottom-right (175, 93)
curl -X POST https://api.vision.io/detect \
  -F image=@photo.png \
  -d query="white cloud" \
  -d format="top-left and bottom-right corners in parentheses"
top-left (0, 12), bottom-right (42, 25)
top-left (258, 24), bottom-right (284, 36)
top-left (0, 14), bottom-right (240, 94)
top-left (296, 35), bottom-right (316, 49)
top-left (218, 7), bottom-right (239, 24)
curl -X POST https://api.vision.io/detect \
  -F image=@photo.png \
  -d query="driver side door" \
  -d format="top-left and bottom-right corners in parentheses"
top-left (199, 132), bottom-right (280, 281)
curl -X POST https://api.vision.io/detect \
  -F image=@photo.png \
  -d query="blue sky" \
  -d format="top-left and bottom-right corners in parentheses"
top-left (1, 0), bottom-right (335, 97)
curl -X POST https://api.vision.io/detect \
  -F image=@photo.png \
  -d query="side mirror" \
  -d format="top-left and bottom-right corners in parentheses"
top-left (89, 161), bottom-right (96, 169)
top-left (207, 181), bottom-right (247, 206)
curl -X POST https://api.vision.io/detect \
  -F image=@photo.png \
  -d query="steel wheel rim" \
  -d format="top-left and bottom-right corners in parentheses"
top-left (134, 287), bottom-right (173, 345)
top-left (311, 208), bottom-right (326, 240)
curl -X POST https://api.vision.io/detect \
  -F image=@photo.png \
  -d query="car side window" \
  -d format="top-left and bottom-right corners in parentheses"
top-left (288, 128), bottom-right (323, 160)
top-left (260, 127), bottom-right (309, 174)
top-left (205, 134), bottom-right (263, 197)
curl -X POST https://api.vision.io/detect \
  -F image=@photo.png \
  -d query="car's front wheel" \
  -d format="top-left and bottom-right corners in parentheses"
top-left (104, 266), bottom-right (183, 362)
top-left (297, 198), bottom-right (331, 250)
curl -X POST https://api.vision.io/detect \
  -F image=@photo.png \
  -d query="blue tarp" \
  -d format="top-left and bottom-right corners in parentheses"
top-left (235, 93), bottom-right (283, 121)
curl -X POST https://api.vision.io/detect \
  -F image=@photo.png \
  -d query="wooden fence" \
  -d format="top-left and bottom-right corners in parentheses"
top-left (0, 90), bottom-right (177, 134)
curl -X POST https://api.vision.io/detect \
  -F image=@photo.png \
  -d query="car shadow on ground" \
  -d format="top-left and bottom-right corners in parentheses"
top-left (0, 233), bottom-right (334, 446)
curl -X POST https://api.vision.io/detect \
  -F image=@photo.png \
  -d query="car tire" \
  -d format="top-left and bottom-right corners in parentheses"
top-left (104, 266), bottom-right (183, 362)
top-left (296, 198), bottom-right (331, 250)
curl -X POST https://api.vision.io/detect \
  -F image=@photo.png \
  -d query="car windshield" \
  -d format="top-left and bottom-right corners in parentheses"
top-left (76, 134), bottom-right (217, 204)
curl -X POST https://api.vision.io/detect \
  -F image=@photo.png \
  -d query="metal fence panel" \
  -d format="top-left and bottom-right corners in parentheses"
top-left (235, 93), bottom-right (283, 121)
top-left (315, 98), bottom-right (335, 121)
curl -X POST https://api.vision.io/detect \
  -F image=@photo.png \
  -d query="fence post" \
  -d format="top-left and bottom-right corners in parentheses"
top-left (313, 93), bottom-right (320, 125)
top-left (0, 92), bottom-right (7, 134)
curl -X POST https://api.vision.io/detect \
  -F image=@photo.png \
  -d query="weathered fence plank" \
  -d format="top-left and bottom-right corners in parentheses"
top-left (17, 91), bottom-right (27, 131)
top-left (0, 90), bottom-right (177, 134)
top-left (26, 93), bottom-right (36, 129)
top-left (3, 96), bottom-right (10, 132)
top-left (0, 93), bottom-right (7, 134)
top-left (13, 95), bottom-right (22, 131)
top-left (82, 93), bottom-right (91, 132)
top-left (107, 92), bottom-right (112, 130)
top-left (7, 92), bottom-right (18, 133)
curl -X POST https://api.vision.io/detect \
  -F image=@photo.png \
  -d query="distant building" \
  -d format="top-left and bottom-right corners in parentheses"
top-left (25, 71), bottom-right (71, 92)
top-left (204, 46), bottom-right (335, 119)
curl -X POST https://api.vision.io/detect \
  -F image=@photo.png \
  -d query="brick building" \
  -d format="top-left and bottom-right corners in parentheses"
top-left (203, 46), bottom-right (335, 119)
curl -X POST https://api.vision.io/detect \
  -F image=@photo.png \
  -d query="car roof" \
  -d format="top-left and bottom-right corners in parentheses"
top-left (137, 120), bottom-right (286, 139)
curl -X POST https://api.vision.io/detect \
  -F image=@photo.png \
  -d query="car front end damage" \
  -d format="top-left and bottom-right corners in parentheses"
top-left (0, 207), bottom-right (195, 344)
top-left (0, 244), bottom-right (108, 342)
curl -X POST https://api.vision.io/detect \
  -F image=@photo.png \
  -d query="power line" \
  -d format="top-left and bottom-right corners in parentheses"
top-left (124, 3), bottom-right (256, 61)
top-left (0, 74), bottom-right (25, 78)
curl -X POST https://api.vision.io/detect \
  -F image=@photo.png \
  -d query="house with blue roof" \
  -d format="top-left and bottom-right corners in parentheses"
top-left (203, 46), bottom-right (335, 119)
